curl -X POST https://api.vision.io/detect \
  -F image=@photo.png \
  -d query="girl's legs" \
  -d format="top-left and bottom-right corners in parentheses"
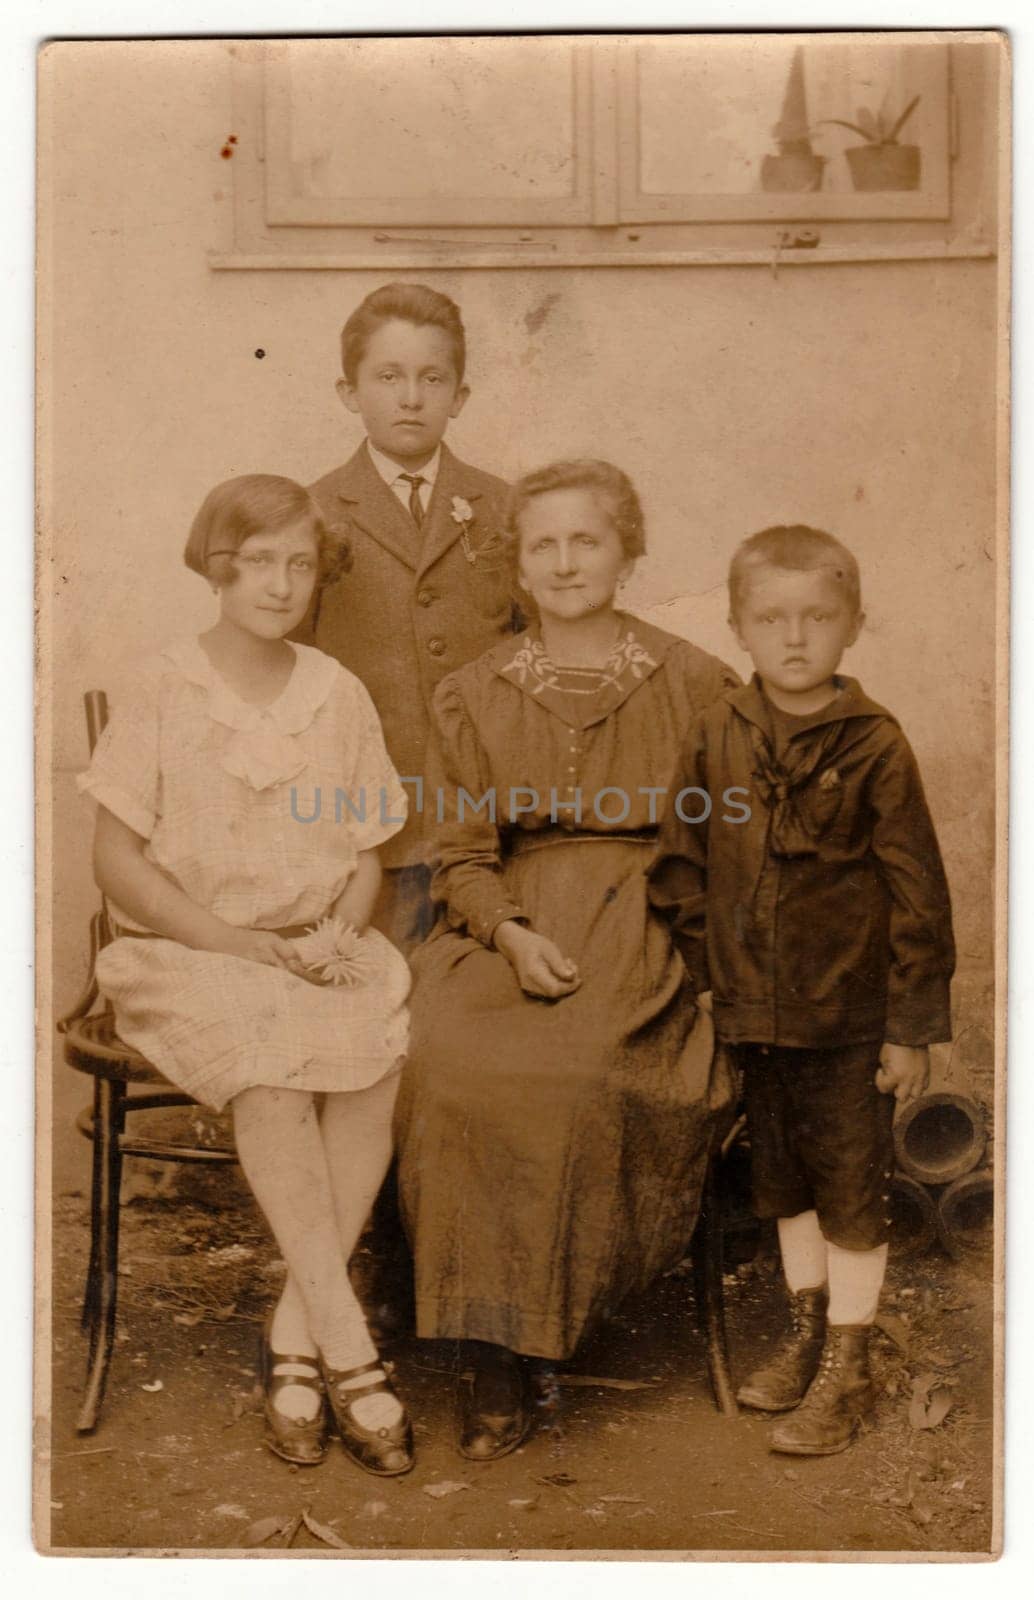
top-left (317, 1073), bottom-right (402, 1428)
top-left (233, 1079), bottom-right (401, 1431)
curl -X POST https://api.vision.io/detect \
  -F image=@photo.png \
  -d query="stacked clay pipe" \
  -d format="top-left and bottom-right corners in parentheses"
top-left (890, 1092), bottom-right (993, 1259)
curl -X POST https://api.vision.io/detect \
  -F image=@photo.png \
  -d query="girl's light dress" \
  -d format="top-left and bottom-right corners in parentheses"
top-left (78, 636), bottom-right (411, 1112)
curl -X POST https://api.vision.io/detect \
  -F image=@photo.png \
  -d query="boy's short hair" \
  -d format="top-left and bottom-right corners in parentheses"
top-left (728, 525), bottom-right (862, 619)
top-left (184, 474), bottom-right (343, 588)
top-left (340, 283), bottom-right (467, 385)
top-left (504, 459), bottom-right (646, 567)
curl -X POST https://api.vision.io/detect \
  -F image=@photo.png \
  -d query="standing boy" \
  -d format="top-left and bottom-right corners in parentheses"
top-left (297, 283), bottom-right (517, 950)
top-left (649, 525), bottom-right (955, 1455)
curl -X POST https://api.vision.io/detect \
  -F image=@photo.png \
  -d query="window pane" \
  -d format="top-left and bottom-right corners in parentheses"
top-left (285, 38), bottom-right (578, 202)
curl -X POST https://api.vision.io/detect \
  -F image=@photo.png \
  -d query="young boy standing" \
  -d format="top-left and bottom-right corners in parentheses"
top-left (297, 283), bottom-right (517, 950)
top-left (649, 525), bottom-right (955, 1455)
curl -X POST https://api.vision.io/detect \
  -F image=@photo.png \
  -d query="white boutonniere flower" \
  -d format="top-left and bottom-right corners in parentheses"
top-left (451, 495), bottom-right (478, 564)
top-left (817, 767), bottom-right (841, 790)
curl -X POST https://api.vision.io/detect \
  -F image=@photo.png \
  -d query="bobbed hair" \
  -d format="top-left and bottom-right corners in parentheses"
top-left (183, 474), bottom-right (342, 588)
top-left (340, 282), bottom-right (467, 385)
top-left (728, 524), bottom-right (862, 620)
top-left (504, 459), bottom-right (646, 571)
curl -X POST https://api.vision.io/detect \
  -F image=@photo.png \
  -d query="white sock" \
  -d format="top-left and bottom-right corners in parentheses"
top-left (826, 1240), bottom-right (888, 1325)
top-left (270, 1275), bottom-right (321, 1422)
top-left (777, 1210), bottom-right (827, 1293)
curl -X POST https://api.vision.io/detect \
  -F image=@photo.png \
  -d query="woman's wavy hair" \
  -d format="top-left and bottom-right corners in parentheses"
top-left (183, 474), bottom-right (348, 588)
top-left (503, 459), bottom-right (646, 576)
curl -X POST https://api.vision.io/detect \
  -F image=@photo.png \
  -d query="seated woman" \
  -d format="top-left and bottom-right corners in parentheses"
top-left (78, 474), bottom-right (416, 1477)
top-left (395, 459), bottom-right (739, 1460)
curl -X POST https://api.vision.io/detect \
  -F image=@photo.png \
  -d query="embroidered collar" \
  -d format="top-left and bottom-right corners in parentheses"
top-left (492, 614), bottom-right (673, 729)
top-left (162, 637), bottom-right (340, 790)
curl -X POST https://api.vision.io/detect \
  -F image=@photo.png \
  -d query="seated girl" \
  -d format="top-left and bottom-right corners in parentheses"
top-left (395, 459), bottom-right (740, 1460)
top-left (78, 474), bottom-right (415, 1477)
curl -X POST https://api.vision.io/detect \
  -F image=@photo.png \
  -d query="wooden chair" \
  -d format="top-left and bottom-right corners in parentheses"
top-left (58, 689), bottom-right (738, 1431)
top-left (691, 1146), bottom-right (739, 1417)
top-left (56, 691), bottom-right (238, 1434)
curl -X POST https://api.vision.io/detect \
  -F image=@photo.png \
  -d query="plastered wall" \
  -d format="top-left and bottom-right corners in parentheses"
top-left (42, 43), bottom-right (999, 1105)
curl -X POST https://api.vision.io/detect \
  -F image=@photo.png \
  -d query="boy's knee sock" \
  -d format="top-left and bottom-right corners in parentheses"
top-left (776, 1210), bottom-right (827, 1292)
top-left (826, 1240), bottom-right (888, 1325)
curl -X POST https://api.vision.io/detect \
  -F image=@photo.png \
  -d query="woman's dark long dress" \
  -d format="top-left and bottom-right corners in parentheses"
top-left (395, 616), bottom-right (739, 1360)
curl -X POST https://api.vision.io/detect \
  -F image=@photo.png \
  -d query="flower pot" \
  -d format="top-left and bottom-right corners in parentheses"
top-left (845, 142), bottom-right (921, 192)
top-left (760, 152), bottom-right (826, 193)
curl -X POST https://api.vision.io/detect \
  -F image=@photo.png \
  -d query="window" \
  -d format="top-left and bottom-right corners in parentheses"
top-left (214, 35), bottom-right (997, 270)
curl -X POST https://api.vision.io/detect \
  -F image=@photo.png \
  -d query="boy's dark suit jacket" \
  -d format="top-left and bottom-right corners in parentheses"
top-left (294, 441), bottom-right (516, 869)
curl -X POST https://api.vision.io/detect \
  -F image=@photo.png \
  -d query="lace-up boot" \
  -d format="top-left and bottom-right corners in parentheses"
top-left (770, 1324), bottom-right (875, 1455)
top-left (736, 1285), bottom-right (829, 1413)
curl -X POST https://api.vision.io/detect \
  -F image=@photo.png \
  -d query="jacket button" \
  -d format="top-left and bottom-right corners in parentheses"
top-left (428, 637), bottom-right (446, 657)
top-left (417, 588), bottom-right (435, 607)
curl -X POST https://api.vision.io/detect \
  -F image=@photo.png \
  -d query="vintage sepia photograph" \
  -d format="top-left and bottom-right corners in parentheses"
top-left (35, 30), bottom-right (1007, 1559)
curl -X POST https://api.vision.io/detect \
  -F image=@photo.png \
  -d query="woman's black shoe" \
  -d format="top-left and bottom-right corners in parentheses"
top-left (259, 1316), bottom-right (328, 1466)
top-left (320, 1357), bottom-right (415, 1477)
top-left (457, 1346), bottom-right (532, 1461)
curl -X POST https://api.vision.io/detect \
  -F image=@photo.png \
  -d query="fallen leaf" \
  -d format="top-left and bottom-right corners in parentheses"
top-left (422, 1480), bottom-right (469, 1500)
top-left (583, 1507), bottom-right (606, 1522)
top-left (244, 1513), bottom-right (293, 1547)
top-left (909, 1373), bottom-right (953, 1430)
top-left (141, 1379), bottom-right (164, 1393)
top-left (360, 1500), bottom-right (389, 1518)
top-left (599, 1493), bottom-right (643, 1504)
top-left (874, 1313), bottom-right (911, 1354)
top-left (302, 1509), bottom-right (351, 1549)
top-left (538, 1472), bottom-right (578, 1487)
top-left (173, 1311), bottom-right (204, 1328)
top-left (280, 1512), bottom-right (303, 1549)
top-left (508, 1498), bottom-right (538, 1510)
top-left (213, 1504), bottom-right (249, 1520)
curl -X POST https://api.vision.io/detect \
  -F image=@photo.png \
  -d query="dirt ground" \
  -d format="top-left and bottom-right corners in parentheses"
top-left (39, 1123), bottom-right (996, 1560)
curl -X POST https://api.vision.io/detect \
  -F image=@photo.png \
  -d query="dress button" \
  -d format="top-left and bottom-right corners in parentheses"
top-left (428, 637), bottom-right (446, 657)
top-left (417, 588), bottom-right (435, 607)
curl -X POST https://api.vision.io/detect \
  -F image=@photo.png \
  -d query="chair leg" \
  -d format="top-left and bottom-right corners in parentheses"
top-left (691, 1156), bottom-right (739, 1417)
top-left (77, 1077), bottom-right (125, 1433)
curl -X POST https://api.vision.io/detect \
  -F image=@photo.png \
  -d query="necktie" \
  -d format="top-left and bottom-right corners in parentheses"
top-left (398, 473), bottom-right (426, 530)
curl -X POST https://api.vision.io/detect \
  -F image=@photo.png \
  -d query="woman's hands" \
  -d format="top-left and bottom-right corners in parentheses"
top-left (493, 921), bottom-right (581, 999)
top-left (875, 1043), bottom-right (930, 1103)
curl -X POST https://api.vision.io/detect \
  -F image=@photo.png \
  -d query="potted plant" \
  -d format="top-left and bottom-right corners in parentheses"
top-left (760, 48), bottom-right (826, 193)
top-left (822, 94), bottom-right (922, 191)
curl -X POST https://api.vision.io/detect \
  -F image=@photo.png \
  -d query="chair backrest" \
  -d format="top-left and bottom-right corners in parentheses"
top-left (84, 690), bottom-right (109, 756)
top-left (57, 691), bottom-right (114, 1033)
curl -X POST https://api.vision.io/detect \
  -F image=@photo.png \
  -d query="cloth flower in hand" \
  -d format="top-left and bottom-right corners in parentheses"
top-left (290, 917), bottom-right (379, 988)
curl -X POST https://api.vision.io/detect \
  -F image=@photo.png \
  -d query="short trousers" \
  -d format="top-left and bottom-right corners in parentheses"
top-left (731, 1041), bottom-right (896, 1251)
